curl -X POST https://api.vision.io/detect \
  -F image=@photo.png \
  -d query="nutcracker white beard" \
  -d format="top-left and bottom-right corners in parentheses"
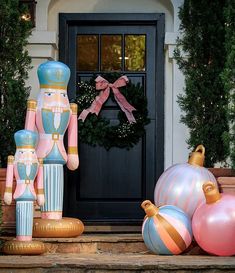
top-left (37, 89), bottom-right (70, 130)
top-left (15, 150), bottom-right (38, 176)
top-left (37, 89), bottom-right (70, 109)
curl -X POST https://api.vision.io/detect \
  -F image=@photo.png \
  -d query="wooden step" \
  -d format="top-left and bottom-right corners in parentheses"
top-left (0, 253), bottom-right (235, 273)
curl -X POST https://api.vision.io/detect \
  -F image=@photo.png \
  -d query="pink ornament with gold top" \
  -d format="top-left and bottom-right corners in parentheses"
top-left (192, 181), bottom-right (235, 256)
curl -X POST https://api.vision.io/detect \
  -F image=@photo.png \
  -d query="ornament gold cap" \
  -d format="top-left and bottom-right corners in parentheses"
top-left (202, 181), bottom-right (221, 204)
top-left (188, 144), bottom-right (205, 166)
top-left (141, 200), bottom-right (159, 217)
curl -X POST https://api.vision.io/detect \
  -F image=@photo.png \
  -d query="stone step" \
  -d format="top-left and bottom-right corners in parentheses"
top-left (1, 234), bottom-right (148, 254)
top-left (0, 233), bottom-right (206, 255)
top-left (0, 253), bottom-right (235, 273)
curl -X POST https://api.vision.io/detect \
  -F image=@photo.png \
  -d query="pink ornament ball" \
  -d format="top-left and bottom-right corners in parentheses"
top-left (192, 181), bottom-right (235, 256)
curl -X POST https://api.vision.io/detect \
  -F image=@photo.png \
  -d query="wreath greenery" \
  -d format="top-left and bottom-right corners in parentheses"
top-left (76, 73), bottom-right (150, 149)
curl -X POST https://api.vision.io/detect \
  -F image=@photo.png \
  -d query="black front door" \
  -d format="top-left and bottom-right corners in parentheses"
top-left (60, 14), bottom-right (164, 224)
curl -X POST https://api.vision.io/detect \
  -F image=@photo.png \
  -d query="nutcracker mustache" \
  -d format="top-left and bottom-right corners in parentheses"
top-left (37, 92), bottom-right (69, 109)
top-left (43, 101), bottom-right (68, 108)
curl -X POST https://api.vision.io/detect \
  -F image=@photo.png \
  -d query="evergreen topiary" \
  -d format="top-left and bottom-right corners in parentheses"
top-left (221, 1), bottom-right (235, 169)
top-left (174, 0), bottom-right (229, 167)
top-left (0, 0), bottom-right (32, 167)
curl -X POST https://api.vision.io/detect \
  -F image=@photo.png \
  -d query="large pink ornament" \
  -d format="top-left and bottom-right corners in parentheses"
top-left (192, 182), bottom-right (235, 256)
top-left (154, 145), bottom-right (217, 218)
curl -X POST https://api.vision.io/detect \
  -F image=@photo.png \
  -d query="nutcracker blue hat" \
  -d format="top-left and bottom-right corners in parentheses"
top-left (37, 61), bottom-right (70, 90)
top-left (14, 130), bottom-right (38, 149)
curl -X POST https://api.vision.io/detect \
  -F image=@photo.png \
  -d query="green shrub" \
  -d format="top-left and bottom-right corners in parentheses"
top-left (175, 0), bottom-right (229, 167)
top-left (221, 1), bottom-right (235, 169)
top-left (0, 0), bottom-right (32, 167)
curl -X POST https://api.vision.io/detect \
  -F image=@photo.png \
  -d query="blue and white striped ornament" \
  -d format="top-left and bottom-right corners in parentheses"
top-left (141, 200), bottom-right (192, 255)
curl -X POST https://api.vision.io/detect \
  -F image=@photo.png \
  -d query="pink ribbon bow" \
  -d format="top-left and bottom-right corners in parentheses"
top-left (78, 76), bottom-right (136, 123)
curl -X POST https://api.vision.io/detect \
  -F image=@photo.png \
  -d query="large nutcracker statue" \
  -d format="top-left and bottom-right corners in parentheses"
top-left (25, 61), bottom-right (84, 237)
top-left (3, 130), bottom-right (45, 255)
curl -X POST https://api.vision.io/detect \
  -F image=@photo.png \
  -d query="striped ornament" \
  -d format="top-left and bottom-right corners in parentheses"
top-left (154, 163), bottom-right (217, 218)
top-left (141, 200), bottom-right (192, 255)
top-left (154, 145), bottom-right (217, 218)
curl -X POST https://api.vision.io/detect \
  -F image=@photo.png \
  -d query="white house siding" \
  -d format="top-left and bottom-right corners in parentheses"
top-left (26, 0), bottom-right (189, 169)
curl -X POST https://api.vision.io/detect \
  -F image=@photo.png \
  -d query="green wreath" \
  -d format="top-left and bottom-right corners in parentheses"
top-left (76, 73), bottom-right (150, 149)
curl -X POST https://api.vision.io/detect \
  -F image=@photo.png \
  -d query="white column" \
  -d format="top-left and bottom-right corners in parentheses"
top-left (164, 33), bottom-right (189, 168)
top-left (26, 0), bottom-right (58, 98)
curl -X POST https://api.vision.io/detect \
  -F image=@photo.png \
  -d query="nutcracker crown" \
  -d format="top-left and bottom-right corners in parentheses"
top-left (202, 181), bottom-right (221, 204)
top-left (37, 61), bottom-right (70, 90)
top-left (188, 144), bottom-right (205, 166)
top-left (141, 200), bottom-right (159, 217)
top-left (14, 130), bottom-right (38, 149)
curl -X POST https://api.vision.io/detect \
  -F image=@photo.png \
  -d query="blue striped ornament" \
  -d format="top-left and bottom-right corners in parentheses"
top-left (154, 145), bottom-right (217, 218)
top-left (141, 200), bottom-right (192, 255)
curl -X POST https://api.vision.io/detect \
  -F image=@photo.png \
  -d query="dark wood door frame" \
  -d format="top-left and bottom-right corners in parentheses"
top-left (59, 13), bottom-right (165, 223)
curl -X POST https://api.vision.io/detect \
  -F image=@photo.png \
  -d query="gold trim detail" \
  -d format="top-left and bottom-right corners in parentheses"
top-left (37, 189), bottom-right (44, 194)
top-left (5, 187), bottom-right (12, 193)
top-left (28, 108), bottom-right (36, 112)
top-left (40, 85), bottom-right (66, 90)
top-left (27, 100), bottom-right (37, 111)
top-left (25, 179), bottom-right (30, 185)
top-left (68, 146), bottom-right (78, 154)
top-left (42, 108), bottom-right (70, 113)
top-left (70, 103), bottom-right (78, 114)
top-left (17, 145), bottom-right (34, 149)
top-left (156, 214), bottom-right (187, 252)
top-left (3, 240), bottom-right (45, 255)
top-left (52, 133), bottom-right (60, 141)
top-left (7, 155), bottom-right (14, 164)
top-left (38, 158), bottom-right (43, 165)
top-left (33, 217), bottom-right (84, 238)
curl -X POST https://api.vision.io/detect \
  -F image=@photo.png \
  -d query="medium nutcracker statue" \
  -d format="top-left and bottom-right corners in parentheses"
top-left (3, 129), bottom-right (45, 255)
top-left (25, 61), bottom-right (84, 237)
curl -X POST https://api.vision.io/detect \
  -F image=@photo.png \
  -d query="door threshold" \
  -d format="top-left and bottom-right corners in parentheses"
top-left (84, 225), bottom-right (142, 233)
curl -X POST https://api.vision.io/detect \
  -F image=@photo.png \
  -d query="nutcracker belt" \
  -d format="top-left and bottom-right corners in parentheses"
top-left (39, 133), bottom-right (63, 141)
top-left (17, 179), bottom-right (34, 184)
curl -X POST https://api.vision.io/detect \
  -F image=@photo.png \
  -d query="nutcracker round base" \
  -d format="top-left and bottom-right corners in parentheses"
top-left (3, 240), bottom-right (45, 255)
top-left (33, 217), bottom-right (84, 238)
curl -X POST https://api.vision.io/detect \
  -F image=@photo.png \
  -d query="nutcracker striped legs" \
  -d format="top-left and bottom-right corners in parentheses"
top-left (41, 164), bottom-right (64, 219)
top-left (16, 201), bottom-right (33, 241)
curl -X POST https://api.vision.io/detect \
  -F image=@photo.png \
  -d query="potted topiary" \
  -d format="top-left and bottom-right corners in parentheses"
top-left (216, 1), bottom-right (235, 194)
top-left (0, 0), bottom-right (32, 232)
top-left (174, 1), bottom-right (235, 193)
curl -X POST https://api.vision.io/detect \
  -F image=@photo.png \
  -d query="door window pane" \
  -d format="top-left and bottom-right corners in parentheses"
top-left (77, 35), bottom-right (98, 71)
top-left (125, 35), bottom-right (146, 71)
top-left (101, 35), bottom-right (122, 71)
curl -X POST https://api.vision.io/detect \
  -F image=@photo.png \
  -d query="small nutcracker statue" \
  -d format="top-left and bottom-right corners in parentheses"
top-left (25, 61), bottom-right (84, 237)
top-left (3, 129), bottom-right (45, 255)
